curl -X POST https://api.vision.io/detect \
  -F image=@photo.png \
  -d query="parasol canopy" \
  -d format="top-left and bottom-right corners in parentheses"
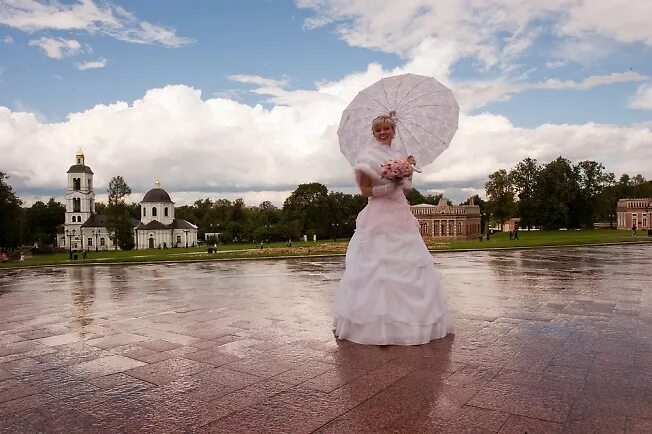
top-left (337, 73), bottom-right (459, 168)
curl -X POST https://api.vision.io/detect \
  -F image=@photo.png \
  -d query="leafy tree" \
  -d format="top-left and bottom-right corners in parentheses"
top-left (23, 198), bottom-right (65, 245)
top-left (595, 172), bottom-right (617, 227)
top-left (327, 191), bottom-right (366, 239)
top-left (632, 174), bottom-right (646, 186)
top-left (533, 157), bottom-right (579, 229)
top-left (106, 176), bottom-right (135, 250)
top-left (283, 183), bottom-right (330, 238)
top-left (0, 172), bottom-right (23, 251)
top-left (509, 157), bottom-right (540, 229)
top-left (107, 176), bottom-right (131, 206)
top-left (406, 188), bottom-right (442, 206)
top-left (406, 188), bottom-right (426, 205)
top-left (485, 169), bottom-right (515, 229)
top-left (575, 160), bottom-right (611, 228)
top-left (467, 194), bottom-right (488, 234)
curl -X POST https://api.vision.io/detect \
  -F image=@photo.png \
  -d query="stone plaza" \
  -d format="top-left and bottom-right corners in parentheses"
top-left (1, 244), bottom-right (651, 433)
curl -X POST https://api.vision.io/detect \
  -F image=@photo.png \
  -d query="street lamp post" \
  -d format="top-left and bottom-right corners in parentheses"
top-left (92, 230), bottom-right (99, 251)
top-left (184, 229), bottom-right (189, 248)
top-left (65, 229), bottom-right (75, 260)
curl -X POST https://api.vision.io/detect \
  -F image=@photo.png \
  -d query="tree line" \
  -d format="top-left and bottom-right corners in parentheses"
top-left (485, 156), bottom-right (652, 230)
top-left (5, 156), bottom-right (645, 252)
top-left (2, 172), bottom-right (456, 251)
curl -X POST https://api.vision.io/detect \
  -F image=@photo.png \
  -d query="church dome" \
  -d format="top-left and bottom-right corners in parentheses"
top-left (141, 180), bottom-right (173, 203)
top-left (142, 188), bottom-right (172, 203)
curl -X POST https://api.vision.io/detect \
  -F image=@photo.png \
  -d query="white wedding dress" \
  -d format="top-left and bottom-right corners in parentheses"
top-left (332, 142), bottom-right (453, 345)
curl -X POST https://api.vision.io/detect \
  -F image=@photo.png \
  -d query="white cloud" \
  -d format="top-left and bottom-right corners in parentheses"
top-left (0, 0), bottom-right (193, 47)
top-left (75, 57), bottom-right (107, 70)
top-left (629, 83), bottom-right (652, 110)
top-left (1, 83), bottom-right (650, 208)
top-left (0, 85), bottom-right (350, 203)
top-left (28, 36), bottom-right (82, 59)
top-left (560, 0), bottom-right (652, 46)
top-left (297, 0), bottom-right (652, 75)
top-left (2, 1), bottom-right (652, 206)
top-left (2, 35), bottom-right (13, 44)
top-left (228, 75), bottom-right (289, 88)
top-left (424, 113), bottom-right (652, 189)
top-left (545, 60), bottom-right (566, 69)
top-left (455, 71), bottom-right (648, 111)
top-left (551, 36), bottom-right (616, 65)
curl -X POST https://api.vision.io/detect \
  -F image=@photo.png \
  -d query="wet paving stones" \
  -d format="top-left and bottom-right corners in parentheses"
top-left (0, 244), bottom-right (651, 432)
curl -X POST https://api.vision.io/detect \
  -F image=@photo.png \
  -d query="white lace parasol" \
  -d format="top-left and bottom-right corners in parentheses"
top-left (337, 73), bottom-right (459, 168)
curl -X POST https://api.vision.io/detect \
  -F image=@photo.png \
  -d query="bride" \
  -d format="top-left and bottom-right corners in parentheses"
top-left (332, 114), bottom-right (453, 345)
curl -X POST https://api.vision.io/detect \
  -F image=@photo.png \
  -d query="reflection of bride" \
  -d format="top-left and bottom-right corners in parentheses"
top-left (332, 114), bottom-right (453, 345)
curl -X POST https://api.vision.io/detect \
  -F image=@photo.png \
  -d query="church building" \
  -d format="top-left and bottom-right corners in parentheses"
top-left (59, 151), bottom-right (198, 251)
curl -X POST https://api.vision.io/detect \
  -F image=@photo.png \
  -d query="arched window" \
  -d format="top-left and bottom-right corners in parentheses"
top-left (152, 207), bottom-right (157, 217)
top-left (87, 237), bottom-right (93, 246)
top-left (164, 207), bottom-right (169, 217)
top-left (73, 198), bottom-right (81, 212)
top-left (457, 222), bottom-right (462, 234)
top-left (73, 178), bottom-right (81, 190)
top-left (100, 237), bottom-right (105, 246)
top-left (143, 207), bottom-right (146, 217)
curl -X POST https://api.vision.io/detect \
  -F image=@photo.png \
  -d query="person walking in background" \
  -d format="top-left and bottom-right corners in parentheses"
top-left (632, 223), bottom-right (637, 236)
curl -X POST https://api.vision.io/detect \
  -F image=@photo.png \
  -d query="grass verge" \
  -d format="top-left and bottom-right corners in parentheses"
top-left (1, 230), bottom-right (650, 269)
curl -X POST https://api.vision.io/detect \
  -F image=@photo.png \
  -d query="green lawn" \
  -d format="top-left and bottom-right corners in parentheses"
top-left (1, 230), bottom-right (649, 269)
top-left (432, 228), bottom-right (648, 250)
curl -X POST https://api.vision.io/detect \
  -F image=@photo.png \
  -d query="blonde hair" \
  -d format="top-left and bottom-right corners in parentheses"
top-left (371, 114), bottom-right (396, 132)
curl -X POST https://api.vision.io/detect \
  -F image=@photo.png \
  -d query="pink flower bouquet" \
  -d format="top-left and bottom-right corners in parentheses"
top-left (380, 157), bottom-right (415, 181)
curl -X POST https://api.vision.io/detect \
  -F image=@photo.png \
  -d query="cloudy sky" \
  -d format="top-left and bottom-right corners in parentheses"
top-left (1, 0), bottom-right (651, 207)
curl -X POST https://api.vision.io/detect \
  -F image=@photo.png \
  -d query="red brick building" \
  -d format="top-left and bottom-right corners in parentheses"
top-left (410, 197), bottom-right (482, 240)
top-left (617, 198), bottom-right (651, 230)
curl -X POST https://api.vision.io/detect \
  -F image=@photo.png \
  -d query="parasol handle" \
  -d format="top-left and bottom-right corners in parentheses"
top-left (406, 154), bottom-right (421, 173)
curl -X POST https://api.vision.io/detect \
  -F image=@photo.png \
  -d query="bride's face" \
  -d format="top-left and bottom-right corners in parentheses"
top-left (373, 124), bottom-right (395, 146)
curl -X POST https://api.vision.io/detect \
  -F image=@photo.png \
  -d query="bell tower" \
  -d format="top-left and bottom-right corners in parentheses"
top-left (64, 149), bottom-right (96, 249)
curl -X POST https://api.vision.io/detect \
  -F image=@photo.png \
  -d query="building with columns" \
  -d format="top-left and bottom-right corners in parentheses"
top-left (617, 198), bottom-right (651, 231)
top-left (410, 197), bottom-right (482, 240)
top-left (59, 151), bottom-right (198, 251)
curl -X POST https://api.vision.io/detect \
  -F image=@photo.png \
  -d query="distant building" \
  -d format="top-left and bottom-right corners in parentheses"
top-left (410, 197), bottom-right (481, 240)
top-left (59, 151), bottom-right (198, 251)
top-left (617, 198), bottom-right (651, 230)
top-left (136, 181), bottom-right (198, 249)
